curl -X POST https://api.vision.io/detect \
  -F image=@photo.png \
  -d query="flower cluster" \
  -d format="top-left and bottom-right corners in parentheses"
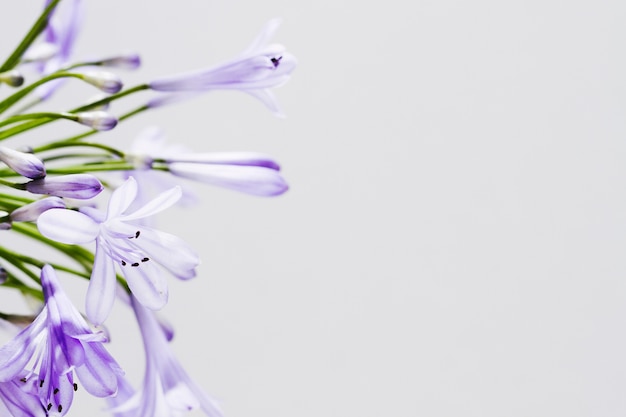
top-left (0, 1), bottom-right (294, 416)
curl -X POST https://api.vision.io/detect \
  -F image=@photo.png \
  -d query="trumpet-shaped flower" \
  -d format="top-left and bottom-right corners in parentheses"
top-left (149, 18), bottom-right (296, 116)
top-left (111, 296), bottom-right (222, 417)
top-left (37, 177), bottom-right (199, 325)
top-left (128, 127), bottom-right (288, 199)
top-left (0, 265), bottom-right (123, 416)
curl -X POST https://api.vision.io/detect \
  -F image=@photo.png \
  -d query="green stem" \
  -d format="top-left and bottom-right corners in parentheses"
top-left (0, 0), bottom-right (62, 72)
top-left (0, 84), bottom-right (149, 141)
top-left (0, 72), bottom-right (83, 115)
top-left (0, 111), bottom-right (79, 129)
top-left (35, 141), bottom-right (125, 157)
top-left (46, 161), bottom-right (135, 174)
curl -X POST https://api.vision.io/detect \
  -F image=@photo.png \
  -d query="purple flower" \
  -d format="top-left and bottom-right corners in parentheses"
top-left (149, 18), bottom-right (296, 116)
top-left (0, 377), bottom-right (46, 417)
top-left (25, 174), bottom-right (103, 199)
top-left (0, 265), bottom-right (123, 416)
top-left (128, 127), bottom-right (288, 197)
top-left (10, 197), bottom-right (66, 222)
top-left (0, 147), bottom-right (46, 179)
top-left (111, 296), bottom-right (223, 417)
top-left (37, 177), bottom-right (199, 325)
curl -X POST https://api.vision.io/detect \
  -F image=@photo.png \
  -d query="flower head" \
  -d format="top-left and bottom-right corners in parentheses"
top-left (111, 296), bottom-right (222, 417)
top-left (37, 177), bottom-right (199, 325)
top-left (149, 18), bottom-right (296, 116)
top-left (0, 265), bottom-right (123, 416)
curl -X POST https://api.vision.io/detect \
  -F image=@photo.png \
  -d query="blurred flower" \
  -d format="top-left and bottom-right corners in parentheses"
top-left (110, 296), bottom-right (222, 417)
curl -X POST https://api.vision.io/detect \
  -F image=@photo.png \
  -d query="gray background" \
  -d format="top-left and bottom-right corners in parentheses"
top-left (3, 0), bottom-right (626, 416)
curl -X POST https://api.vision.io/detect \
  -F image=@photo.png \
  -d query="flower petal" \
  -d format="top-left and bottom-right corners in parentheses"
top-left (122, 261), bottom-right (168, 310)
top-left (86, 242), bottom-right (117, 325)
top-left (168, 163), bottom-right (289, 196)
top-left (37, 208), bottom-right (99, 244)
top-left (107, 177), bottom-right (138, 219)
top-left (118, 185), bottom-right (181, 222)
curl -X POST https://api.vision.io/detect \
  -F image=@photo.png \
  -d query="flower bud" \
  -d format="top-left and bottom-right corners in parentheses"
top-left (10, 197), bottom-right (66, 222)
top-left (0, 70), bottom-right (24, 87)
top-left (75, 111), bottom-right (118, 131)
top-left (98, 52), bottom-right (141, 70)
top-left (0, 147), bottom-right (45, 179)
top-left (26, 174), bottom-right (104, 199)
top-left (81, 71), bottom-right (123, 94)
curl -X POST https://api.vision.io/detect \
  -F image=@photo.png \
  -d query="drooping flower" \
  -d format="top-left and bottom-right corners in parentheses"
top-left (37, 177), bottom-right (199, 325)
top-left (111, 296), bottom-right (223, 417)
top-left (0, 265), bottom-right (123, 416)
top-left (149, 18), bottom-right (296, 116)
top-left (25, 174), bottom-right (103, 199)
top-left (128, 126), bottom-right (288, 198)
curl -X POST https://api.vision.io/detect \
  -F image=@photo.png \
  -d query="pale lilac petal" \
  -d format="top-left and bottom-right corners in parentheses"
top-left (122, 261), bottom-right (168, 310)
top-left (168, 163), bottom-right (289, 196)
top-left (86, 242), bottom-right (117, 325)
top-left (127, 227), bottom-right (199, 280)
top-left (107, 177), bottom-right (138, 219)
top-left (245, 89), bottom-right (284, 117)
top-left (0, 312), bottom-right (47, 380)
top-left (38, 208), bottom-right (99, 244)
top-left (74, 343), bottom-right (122, 397)
top-left (165, 152), bottom-right (281, 170)
top-left (117, 186), bottom-right (181, 222)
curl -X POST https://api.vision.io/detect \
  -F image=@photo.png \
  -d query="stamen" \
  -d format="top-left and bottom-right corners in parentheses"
top-left (47, 403), bottom-right (52, 411)
top-left (121, 260), bottom-right (127, 266)
top-left (135, 230), bottom-right (141, 238)
top-left (73, 382), bottom-right (78, 391)
top-left (58, 405), bottom-right (62, 413)
top-left (40, 379), bottom-right (44, 387)
top-left (53, 388), bottom-right (59, 394)
top-left (20, 377), bottom-right (26, 383)
top-left (271, 56), bottom-right (282, 67)
top-left (131, 262), bottom-right (139, 267)
top-left (142, 257), bottom-right (149, 262)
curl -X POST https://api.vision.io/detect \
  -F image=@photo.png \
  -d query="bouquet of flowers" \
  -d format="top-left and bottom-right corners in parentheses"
top-left (0, 1), bottom-right (295, 416)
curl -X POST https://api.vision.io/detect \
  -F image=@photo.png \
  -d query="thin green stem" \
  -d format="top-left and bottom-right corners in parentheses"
top-left (0, 84), bottom-right (150, 141)
top-left (0, 72), bottom-right (83, 115)
top-left (35, 141), bottom-right (125, 157)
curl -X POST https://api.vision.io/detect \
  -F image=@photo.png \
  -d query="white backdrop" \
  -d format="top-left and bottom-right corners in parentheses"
top-left (3, 0), bottom-right (626, 416)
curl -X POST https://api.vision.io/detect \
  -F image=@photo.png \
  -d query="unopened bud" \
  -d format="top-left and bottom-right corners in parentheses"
top-left (75, 111), bottom-right (118, 131)
top-left (81, 71), bottom-right (123, 94)
top-left (99, 52), bottom-right (141, 70)
top-left (10, 197), bottom-right (66, 222)
top-left (0, 147), bottom-right (45, 179)
top-left (26, 174), bottom-right (103, 199)
top-left (0, 70), bottom-right (24, 87)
